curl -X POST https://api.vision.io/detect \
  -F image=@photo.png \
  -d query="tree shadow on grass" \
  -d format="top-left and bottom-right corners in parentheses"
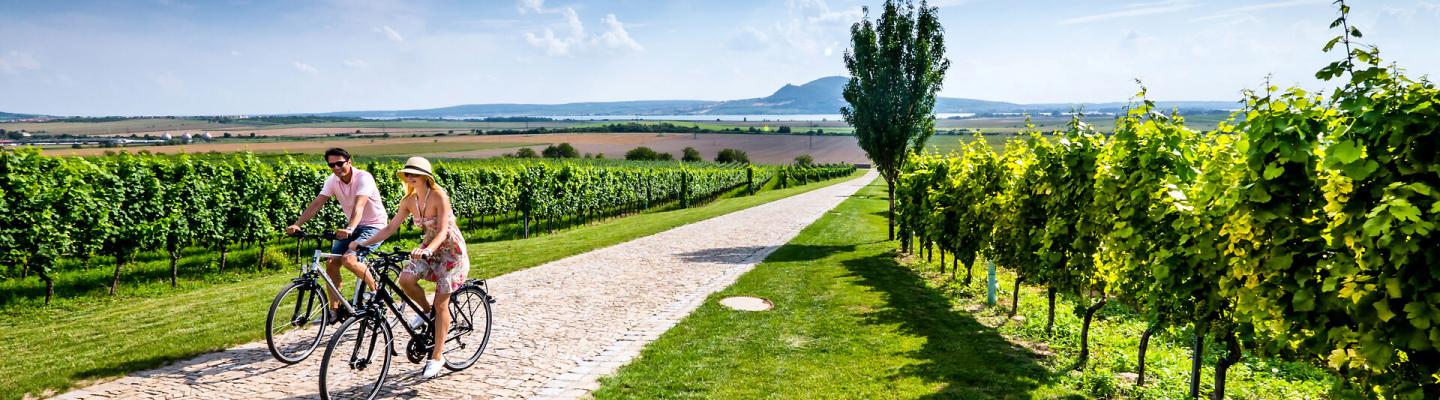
top-left (675, 244), bottom-right (858, 265)
top-left (841, 250), bottom-right (1076, 400)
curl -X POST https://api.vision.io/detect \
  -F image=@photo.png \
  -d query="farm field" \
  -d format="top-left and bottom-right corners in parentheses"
top-left (45, 133), bottom-right (874, 164)
top-left (0, 118), bottom-right (256, 135)
top-left (44, 137), bottom-right (534, 158)
top-left (3, 113), bottom-right (1233, 138)
top-left (0, 118), bottom-right (586, 136)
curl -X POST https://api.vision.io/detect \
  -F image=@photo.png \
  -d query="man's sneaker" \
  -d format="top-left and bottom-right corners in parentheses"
top-left (421, 357), bottom-right (446, 379)
top-left (328, 307), bottom-right (351, 325)
top-left (407, 313), bottom-right (427, 330)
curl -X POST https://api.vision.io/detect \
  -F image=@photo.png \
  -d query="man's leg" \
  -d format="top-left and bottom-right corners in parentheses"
top-left (341, 254), bottom-right (378, 291)
top-left (324, 258), bottom-right (344, 309)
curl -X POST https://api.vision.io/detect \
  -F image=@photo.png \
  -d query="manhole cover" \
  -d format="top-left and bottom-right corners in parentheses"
top-left (719, 296), bottom-right (773, 311)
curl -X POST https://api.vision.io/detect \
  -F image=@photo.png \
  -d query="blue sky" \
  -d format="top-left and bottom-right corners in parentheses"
top-left (2, 0), bottom-right (1438, 116)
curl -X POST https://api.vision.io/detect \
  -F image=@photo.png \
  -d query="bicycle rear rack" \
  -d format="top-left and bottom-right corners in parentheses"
top-left (465, 279), bottom-right (497, 304)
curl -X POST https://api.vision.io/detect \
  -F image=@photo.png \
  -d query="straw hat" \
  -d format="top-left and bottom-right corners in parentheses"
top-left (397, 156), bottom-right (436, 180)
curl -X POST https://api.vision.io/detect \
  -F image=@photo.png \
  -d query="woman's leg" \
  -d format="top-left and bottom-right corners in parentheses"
top-left (431, 291), bottom-right (450, 360)
top-left (399, 272), bottom-right (431, 313)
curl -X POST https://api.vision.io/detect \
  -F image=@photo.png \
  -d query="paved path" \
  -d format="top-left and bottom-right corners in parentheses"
top-left (57, 170), bottom-right (877, 400)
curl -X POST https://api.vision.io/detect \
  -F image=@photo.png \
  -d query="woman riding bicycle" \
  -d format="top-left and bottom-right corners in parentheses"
top-left (350, 156), bottom-right (470, 379)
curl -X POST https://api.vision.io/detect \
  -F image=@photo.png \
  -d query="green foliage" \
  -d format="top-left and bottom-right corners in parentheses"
top-left (1033, 119), bottom-right (1105, 304)
top-left (625, 146), bottom-right (660, 161)
top-left (1, 150), bottom-right (853, 306)
top-left (841, 0), bottom-right (950, 239)
top-left (1091, 92), bottom-right (1206, 328)
top-left (1306, 5), bottom-right (1440, 394)
top-left (542, 143), bottom-right (580, 159)
top-left (715, 148), bottom-right (749, 164)
top-left (515, 147), bottom-right (538, 158)
top-left (989, 135), bottom-right (1046, 290)
top-left (682, 147), bottom-right (703, 162)
top-left (890, 19), bottom-right (1440, 393)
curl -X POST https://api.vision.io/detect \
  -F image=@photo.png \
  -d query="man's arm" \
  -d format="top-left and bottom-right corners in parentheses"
top-left (338, 195), bottom-right (369, 238)
top-left (286, 195), bottom-right (330, 234)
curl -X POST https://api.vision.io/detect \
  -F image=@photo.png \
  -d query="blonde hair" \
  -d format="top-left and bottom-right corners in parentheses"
top-left (401, 173), bottom-right (445, 203)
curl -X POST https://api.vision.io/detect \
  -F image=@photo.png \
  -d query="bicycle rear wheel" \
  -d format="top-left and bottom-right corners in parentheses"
top-left (443, 286), bottom-right (493, 371)
top-left (319, 316), bottom-right (393, 400)
top-left (266, 281), bottom-right (329, 364)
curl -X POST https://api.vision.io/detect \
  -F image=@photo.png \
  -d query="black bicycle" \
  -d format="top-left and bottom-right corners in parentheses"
top-left (319, 247), bottom-right (494, 400)
top-left (265, 231), bottom-right (407, 365)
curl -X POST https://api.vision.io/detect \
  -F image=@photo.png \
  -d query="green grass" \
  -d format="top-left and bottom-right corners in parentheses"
top-left (0, 170), bottom-right (864, 400)
top-left (904, 256), bottom-right (1335, 399)
top-left (594, 177), bottom-right (1334, 399)
top-left (925, 134), bottom-right (1012, 153)
top-left (595, 178), bottom-right (1068, 399)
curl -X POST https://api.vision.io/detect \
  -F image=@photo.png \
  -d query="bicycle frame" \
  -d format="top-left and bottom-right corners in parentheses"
top-left (291, 247), bottom-right (366, 315)
top-left (362, 259), bottom-right (433, 341)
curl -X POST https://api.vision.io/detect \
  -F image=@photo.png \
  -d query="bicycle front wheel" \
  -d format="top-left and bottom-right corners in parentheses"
top-left (266, 281), bottom-right (329, 364)
top-left (443, 286), bottom-right (493, 371)
top-left (319, 316), bottom-right (393, 400)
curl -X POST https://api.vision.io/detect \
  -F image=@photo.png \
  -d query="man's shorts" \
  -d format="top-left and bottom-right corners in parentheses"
top-left (330, 225), bottom-right (383, 256)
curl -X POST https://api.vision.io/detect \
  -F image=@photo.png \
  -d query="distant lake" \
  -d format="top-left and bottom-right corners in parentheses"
top-left (433, 113), bottom-right (976, 122)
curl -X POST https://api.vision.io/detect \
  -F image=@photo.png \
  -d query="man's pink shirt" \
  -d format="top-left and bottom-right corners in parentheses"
top-left (319, 168), bottom-right (389, 228)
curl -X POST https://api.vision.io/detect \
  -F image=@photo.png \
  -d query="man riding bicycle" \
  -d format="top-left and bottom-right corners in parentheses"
top-left (284, 148), bottom-right (388, 322)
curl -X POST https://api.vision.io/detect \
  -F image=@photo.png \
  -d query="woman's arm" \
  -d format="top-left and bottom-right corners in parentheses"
top-left (421, 192), bottom-right (453, 252)
top-left (359, 195), bottom-right (412, 246)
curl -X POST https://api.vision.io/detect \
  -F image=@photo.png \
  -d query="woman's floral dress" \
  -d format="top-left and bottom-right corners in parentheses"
top-left (404, 192), bottom-right (470, 294)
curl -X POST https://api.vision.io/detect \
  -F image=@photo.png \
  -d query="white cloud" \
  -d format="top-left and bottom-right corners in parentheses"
top-left (293, 61), bottom-right (319, 75)
top-left (562, 7), bottom-right (584, 37)
top-left (343, 58), bottom-right (369, 68)
top-left (376, 25), bottom-right (404, 42)
top-left (517, 0), bottom-right (544, 14)
top-left (1190, 0), bottom-right (1328, 22)
top-left (788, 0), bottom-right (862, 24)
top-left (596, 14), bottom-right (642, 52)
top-left (728, 0), bottom-right (856, 59)
top-left (1059, 0), bottom-right (1198, 25)
top-left (928, 0), bottom-right (978, 8)
top-left (728, 26), bottom-right (770, 51)
top-left (0, 51), bottom-right (40, 74)
top-left (521, 6), bottom-right (642, 56)
top-left (525, 28), bottom-right (572, 56)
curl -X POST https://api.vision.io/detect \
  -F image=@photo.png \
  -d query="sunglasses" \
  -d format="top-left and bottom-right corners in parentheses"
top-left (327, 160), bottom-right (348, 168)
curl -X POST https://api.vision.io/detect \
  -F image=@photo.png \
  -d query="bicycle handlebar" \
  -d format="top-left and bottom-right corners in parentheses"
top-left (354, 246), bottom-right (410, 263)
top-left (288, 230), bottom-right (339, 240)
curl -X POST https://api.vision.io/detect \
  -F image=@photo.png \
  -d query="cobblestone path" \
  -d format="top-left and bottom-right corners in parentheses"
top-left (57, 171), bottom-right (876, 400)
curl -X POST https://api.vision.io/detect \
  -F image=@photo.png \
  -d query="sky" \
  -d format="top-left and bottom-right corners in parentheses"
top-left (2, 0), bottom-right (1439, 116)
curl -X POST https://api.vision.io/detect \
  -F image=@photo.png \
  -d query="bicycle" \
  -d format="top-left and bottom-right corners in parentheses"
top-left (319, 247), bottom-right (494, 400)
top-left (265, 231), bottom-right (401, 364)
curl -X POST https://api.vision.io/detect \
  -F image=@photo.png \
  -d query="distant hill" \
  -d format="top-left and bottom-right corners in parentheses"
top-left (315, 76), bottom-right (1238, 119)
top-left (319, 100), bottom-right (716, 119)
top-left (0, 112), bottom-right (46, 121)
